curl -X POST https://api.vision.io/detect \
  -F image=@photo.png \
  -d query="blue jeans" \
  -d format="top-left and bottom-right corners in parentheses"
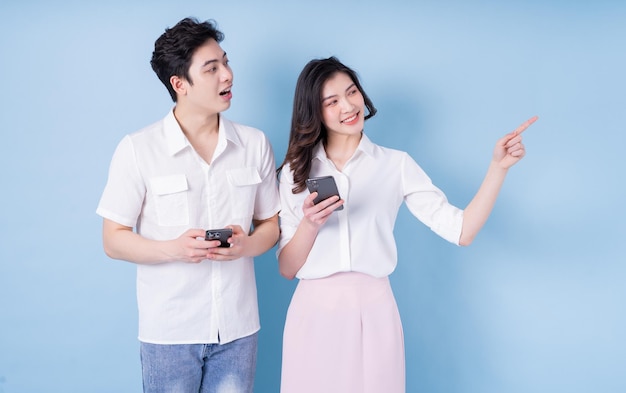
top-left (140, 333), bottom-right (258, 393)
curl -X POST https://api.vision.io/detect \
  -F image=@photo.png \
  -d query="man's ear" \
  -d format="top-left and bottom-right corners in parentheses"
top-left (170, 75), bottom-right (186, 97)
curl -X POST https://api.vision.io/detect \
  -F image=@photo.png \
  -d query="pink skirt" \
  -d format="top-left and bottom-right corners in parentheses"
top-left (280, 272), bottom-right (405, 393)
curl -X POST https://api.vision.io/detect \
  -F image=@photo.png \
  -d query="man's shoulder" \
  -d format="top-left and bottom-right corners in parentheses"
top-left (130, 117), bottom-right (165, 138)
top-left (221, 116), bottom-right (270, 148)
top-left (221, 116), bottom-right (264, 135)
top-left (119, 117), bottom-right (169, 151)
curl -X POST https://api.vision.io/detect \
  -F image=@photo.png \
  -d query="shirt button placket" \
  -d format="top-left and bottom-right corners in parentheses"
top-left (336, 173), bottom-right (351, 271)
top-left (206, 167), bottom-right (217, 227)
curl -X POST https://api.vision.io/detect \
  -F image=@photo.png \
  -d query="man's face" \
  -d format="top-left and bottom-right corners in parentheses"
top-left (179, 38), bottom-right (233, 114)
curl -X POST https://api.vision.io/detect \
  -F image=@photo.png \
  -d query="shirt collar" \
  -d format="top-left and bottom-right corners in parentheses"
top-left (163, 108), bottom-right (243, 156)
top-left (219, 115), bottom-right (244, 148)
top-left (163, 109), bottom-right (188, 156)
top-left (312, 132), bottom-right (376, 162)
top-left (357, 133), bottom-right (376, 156)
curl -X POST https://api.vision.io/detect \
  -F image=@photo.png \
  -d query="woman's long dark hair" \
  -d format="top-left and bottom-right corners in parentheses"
top-left (277, 57), bottom-right (377, 194)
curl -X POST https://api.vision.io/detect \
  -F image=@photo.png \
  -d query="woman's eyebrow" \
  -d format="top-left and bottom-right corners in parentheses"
top-left (322, 83), bottom-right (356, 101)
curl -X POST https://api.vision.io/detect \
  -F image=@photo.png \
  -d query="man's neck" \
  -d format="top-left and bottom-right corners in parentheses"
top-left (173, 105), bottom-right (221, 164)
top-left (173, 105), bottom-right (220, 138)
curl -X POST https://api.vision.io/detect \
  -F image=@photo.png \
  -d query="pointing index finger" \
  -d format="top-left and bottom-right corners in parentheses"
top-left (514, 115), bottom-right (538, 136)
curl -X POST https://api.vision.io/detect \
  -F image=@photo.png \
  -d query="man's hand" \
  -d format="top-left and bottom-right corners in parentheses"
top-left (205, 215), bottom-right (279, 261)
top-left (102, 219), bottom-right (221, 264)
top-left (168, 228), bottom-right (221, 263)
top-left (205, 225), bottom-right (243, 261)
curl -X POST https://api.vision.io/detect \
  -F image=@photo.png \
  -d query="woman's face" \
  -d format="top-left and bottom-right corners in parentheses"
top-left (320, 72), bottom-right (365, 138)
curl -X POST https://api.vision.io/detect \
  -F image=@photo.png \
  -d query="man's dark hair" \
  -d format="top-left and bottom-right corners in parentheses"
top-left (150, 17), bottom-right (224, 102)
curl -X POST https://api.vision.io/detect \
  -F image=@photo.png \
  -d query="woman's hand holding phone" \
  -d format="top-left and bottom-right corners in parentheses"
top-left (305, 176), bottom-right (344, 210)
top-left (302, 190), bottom-right (343, 229)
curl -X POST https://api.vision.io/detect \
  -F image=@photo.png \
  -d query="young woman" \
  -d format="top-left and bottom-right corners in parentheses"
top-left (276, 56), bottom-right (537, 393)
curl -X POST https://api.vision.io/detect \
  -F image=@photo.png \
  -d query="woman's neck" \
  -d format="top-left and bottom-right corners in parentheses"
top-left (324, 133), bottom-right (362, 171)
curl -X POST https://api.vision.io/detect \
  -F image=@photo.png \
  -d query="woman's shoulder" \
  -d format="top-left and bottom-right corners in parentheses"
top-left (278, 162), bottom-right (295, 183)
top-left (362, 133), bottom-right (406, 156)
top-left (369, 141), bottom-right (411, 162)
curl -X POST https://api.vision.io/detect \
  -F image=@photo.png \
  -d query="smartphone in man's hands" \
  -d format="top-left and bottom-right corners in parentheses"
top-left (305, 176), bottom-right (343, 210)
top-left (205, 228), bottom-right (233, 247)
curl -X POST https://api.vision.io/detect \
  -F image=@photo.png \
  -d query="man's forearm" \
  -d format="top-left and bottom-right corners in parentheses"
top-left (102, 220), bottom-right (173, 265)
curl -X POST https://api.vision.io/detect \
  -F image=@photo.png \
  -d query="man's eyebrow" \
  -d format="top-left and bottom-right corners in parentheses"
top-left (201, 59), bottom-right (218, 68)
top-left (201, 52), bottom-right (227, 68)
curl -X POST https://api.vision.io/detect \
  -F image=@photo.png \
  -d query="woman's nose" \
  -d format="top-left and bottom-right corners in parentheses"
top-left (340, 97), bottom-right (354, 112)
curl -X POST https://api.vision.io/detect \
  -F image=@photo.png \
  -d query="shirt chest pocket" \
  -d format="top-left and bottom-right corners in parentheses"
top-left (227, 167), bottom-right (262, 219)
top-left (150, 174), bottom-right (189, 227)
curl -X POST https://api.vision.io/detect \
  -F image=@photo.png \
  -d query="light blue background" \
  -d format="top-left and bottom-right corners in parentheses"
top-left (1, 1), bottom-right (625, 392)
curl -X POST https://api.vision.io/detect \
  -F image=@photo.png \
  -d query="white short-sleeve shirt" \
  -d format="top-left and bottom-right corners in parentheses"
top-left (97, 109), bottom-right (280, 344)
top-left (278, 133), bottom-right (463, 280)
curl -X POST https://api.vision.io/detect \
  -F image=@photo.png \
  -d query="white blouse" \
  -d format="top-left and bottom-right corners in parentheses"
top-left (278, 134), bottom-right (463, 279)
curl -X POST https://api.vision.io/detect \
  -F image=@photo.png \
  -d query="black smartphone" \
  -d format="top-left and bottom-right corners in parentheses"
top-left (205, 228), bottom-right (233, 247)
top-left (305, 176), bottom-right (343, 210)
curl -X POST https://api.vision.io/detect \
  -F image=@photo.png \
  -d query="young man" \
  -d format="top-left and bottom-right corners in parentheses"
top-left (96, 18), bottom-right (280, 393)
